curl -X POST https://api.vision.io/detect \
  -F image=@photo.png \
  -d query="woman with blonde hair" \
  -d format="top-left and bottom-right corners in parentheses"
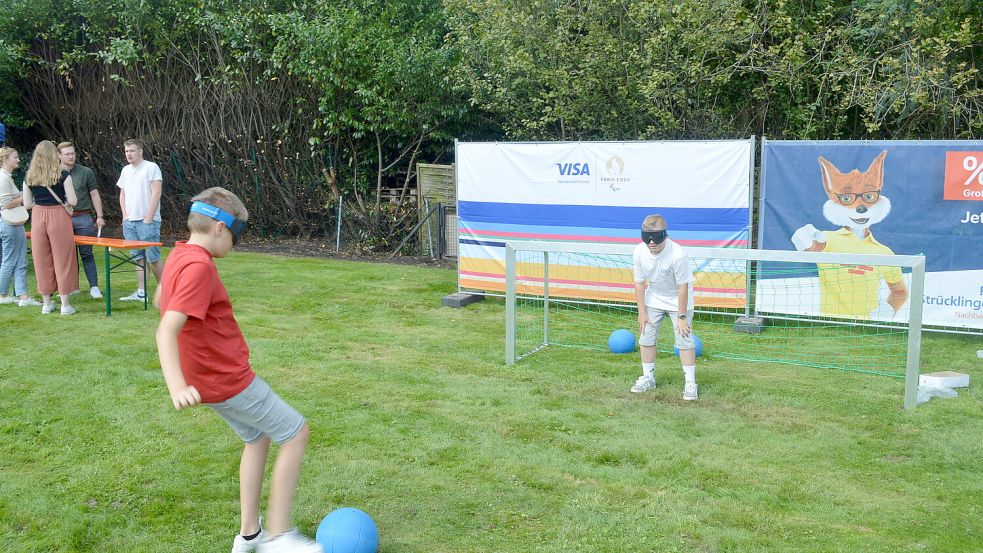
top-left (0, 146), bottom-right (42, 307)
top-left (22, 140), bottom-right (78, 314)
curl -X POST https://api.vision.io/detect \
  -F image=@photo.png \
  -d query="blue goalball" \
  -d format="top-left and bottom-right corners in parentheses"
top-left (673, 334), bottom-right (703, 357)
top-left (608, 329), bottom-right (636, 354)
top-left (316, 507), bottom-right (379, 553)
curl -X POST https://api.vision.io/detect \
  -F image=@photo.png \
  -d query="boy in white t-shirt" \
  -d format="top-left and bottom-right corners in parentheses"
top-left (116, 138), bottom-right (163, 302)
top-left (630, 214), bottom-right (699, 400)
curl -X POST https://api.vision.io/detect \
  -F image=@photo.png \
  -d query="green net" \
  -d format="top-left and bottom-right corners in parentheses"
top-left (512, 249), bottom-right (913, 378)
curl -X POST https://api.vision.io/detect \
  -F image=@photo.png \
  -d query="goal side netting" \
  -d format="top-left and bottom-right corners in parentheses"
top-left (504, 241), bottom-right (926, 409)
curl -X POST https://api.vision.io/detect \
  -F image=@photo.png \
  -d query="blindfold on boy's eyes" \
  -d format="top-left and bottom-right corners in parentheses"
top-left (190, 201), bottom-right (247, 245)
top-left (641, 230), bottom-right (668, 244)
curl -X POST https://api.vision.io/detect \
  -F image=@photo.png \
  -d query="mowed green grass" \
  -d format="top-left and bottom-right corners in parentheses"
top-left (1, 249), bottom-right (981, 552)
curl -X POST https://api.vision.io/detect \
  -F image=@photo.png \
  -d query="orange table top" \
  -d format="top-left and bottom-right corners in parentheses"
top-left (26, 232), bottom-right (162, 250)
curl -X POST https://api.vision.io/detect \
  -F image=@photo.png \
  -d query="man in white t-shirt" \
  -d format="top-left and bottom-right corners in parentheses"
top-left (630, 214), bottom-right (699, 400)
top-left (117, 138), bottom-right (163, 302)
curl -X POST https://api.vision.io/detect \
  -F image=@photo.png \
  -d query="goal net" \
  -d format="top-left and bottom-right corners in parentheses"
top-left (504, 241), bottom-right (926, 408)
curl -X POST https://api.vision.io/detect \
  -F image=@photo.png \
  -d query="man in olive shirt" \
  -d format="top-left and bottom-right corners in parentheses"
top-left (58, 141), bottom-right (105, 299)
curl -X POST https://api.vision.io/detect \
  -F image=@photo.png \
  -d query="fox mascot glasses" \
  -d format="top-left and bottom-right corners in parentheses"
top-left (190, 201), bottom-right (247, 245)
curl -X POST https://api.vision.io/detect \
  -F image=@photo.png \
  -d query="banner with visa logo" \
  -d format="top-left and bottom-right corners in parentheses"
top-left (455, 140), bottom-right (754, 305)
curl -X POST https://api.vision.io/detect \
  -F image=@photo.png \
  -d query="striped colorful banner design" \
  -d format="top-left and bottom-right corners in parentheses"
top-left (458, 202), bottom-right (749, 307)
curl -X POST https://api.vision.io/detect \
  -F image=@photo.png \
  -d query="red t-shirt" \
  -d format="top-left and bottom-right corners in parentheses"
top-left (159, 241), bottom-right (255, 403)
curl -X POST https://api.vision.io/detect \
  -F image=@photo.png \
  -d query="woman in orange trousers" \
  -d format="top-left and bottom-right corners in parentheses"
top-left (22, 140), bottom-right (78, 315)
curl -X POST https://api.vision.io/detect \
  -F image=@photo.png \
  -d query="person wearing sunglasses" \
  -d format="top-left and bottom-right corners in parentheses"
top-left (630, 214), bottom-right (699, 400)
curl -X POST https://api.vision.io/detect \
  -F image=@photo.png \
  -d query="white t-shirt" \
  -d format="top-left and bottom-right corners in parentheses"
top-left (117, 160), bottom-right (163, 222)
top-left (0, 169), bottom-right (19, 208)
top-left (632, 239), bottom-right (694, 311)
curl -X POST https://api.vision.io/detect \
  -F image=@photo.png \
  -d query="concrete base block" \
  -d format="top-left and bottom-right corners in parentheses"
top-left (919, 371), bottom-right (970, 389)
top-left (734, 315), bottom-right (766, 334)
top-left (442, 292), bottom-right (484, 308)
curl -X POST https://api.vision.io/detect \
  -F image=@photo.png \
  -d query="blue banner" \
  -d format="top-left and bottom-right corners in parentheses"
top-left (760, 140), bottom-right (983, 328)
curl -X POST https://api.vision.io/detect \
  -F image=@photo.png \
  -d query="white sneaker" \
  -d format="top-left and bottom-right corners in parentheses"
top-left (119, 291), bottom-right (146, 302)
top-left (61, 305), bottom-right (76, 316)
top-left (89, 286), bottom-right (103, 299)
top-left (630, 374), bottom-right (656, 393)
top-left (257, 528), bottom-right (323, 553)
top-left (683, 381), bottom-right (698, 401)
top-left (0, 296), bottom-right (16, 304)
top-left (41, 302), bottom-right (56, 314)
top-left (19, 297), bottom-right (42, 307)
top-left (232, 528), bottom-right (265, 553)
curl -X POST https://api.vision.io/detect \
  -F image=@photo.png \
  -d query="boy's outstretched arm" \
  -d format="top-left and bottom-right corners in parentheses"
top-left (156, 310), bottom-right (201, 410)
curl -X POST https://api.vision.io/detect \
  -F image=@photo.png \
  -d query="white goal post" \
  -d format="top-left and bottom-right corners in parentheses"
top-left (504, 240), bottom-right (927, 409)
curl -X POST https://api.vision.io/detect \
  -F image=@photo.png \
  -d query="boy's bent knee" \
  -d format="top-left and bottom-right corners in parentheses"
top-left (281, 421), bottom-right (309, 447)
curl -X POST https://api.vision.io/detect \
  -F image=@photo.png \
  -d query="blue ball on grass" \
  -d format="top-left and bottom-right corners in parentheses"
top-left (316, 507), bottom-right (379, 553)
top-left (608, 329), bottom-right (636, 354)
top-left (673, 334), bottom-right (703, 357)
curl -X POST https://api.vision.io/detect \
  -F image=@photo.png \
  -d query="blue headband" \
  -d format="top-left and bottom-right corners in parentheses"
top-left (190, 201), bottom-right (246, 244)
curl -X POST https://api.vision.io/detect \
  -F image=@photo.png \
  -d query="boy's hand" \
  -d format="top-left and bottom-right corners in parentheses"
top-left (637, 312), bottom-right (650, 336)
top-left (674, 316), bottom-right (691, 337)
top-left (170, 385), bottom-right (201, 410)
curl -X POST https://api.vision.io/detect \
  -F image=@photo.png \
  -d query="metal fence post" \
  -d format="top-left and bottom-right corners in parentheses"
top-left (436, 202), bottom-right (444, 259)
top-left (336, 197), bottom-right (343, 253)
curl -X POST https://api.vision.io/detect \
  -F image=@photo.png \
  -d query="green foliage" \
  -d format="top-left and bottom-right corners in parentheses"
top-left (0, 0), bottom-right (977, 239)
top-left (0, 0), bottom-right (469, 244)
top-left (267, 0), bottom-right (469, 202)
top-left (445, 0), bottom-right (982, 140)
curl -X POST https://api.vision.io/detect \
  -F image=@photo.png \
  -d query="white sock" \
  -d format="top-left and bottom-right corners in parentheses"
top-left (683, 365), bottom-right (696, 384)
top-left (136, 288), bottom-right (145, 296)
top-left (642, 362), bottom-right (655, 379)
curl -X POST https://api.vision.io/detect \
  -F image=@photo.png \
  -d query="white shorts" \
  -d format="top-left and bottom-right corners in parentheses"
top-left (639, 307), bottom-right (696, 350)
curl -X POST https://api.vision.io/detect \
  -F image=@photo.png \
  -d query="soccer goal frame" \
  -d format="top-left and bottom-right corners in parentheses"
top-left (504, 240), bottom-right (926, 409)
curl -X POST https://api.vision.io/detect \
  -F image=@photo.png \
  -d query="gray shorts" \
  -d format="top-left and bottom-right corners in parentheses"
top-left (207, 376), bottom-right (306, 444)
top-left (639, 307), bottom-right (696, 350)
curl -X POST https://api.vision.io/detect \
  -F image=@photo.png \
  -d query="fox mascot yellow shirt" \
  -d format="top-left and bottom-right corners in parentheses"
top-left (815, 228), bottom-right (903, 316)
top-left (792, 150), bottom-right (909, 318)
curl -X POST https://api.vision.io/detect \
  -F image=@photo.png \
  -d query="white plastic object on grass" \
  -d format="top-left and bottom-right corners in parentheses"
top-left (915, 386), bottom-right (958, 406)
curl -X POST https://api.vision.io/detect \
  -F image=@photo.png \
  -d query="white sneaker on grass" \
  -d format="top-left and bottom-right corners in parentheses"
top-left (18, 297), bottom-right (41, 307)
top-left (257, 528), bottom-right (323, 553)
top-left (119, 291), bottom-right (146, 302)
top-left (41, 302), bottom-right (56, 314)
top-left (89, 286), bottom-right (103, 299)
top-left (60, 305), bottom-right (76, 316)
top-left (683, 381), bottom-right (698, 401)
top-left (231, 528), bottom-right (265, 553)
top-left (630, 374), bottom-right (656, 393)
top-left (0, 296), bottom-right (16, 304)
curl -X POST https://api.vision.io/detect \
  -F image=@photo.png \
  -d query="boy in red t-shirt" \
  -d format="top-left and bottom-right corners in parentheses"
top-left (155, 187), bottom-right (322, 553)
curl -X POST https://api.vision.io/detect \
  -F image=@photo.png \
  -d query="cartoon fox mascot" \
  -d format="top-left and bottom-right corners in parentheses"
top-left (790, 150), bottom-right (909, 318)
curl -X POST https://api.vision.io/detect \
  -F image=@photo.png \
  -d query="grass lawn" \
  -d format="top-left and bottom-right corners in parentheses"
top-left (1, 249), bottom-right (981, 552)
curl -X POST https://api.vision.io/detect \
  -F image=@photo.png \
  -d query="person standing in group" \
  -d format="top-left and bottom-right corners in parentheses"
top-left (117, 138), bottom-right (163, 302)
top-left (59, 141), bottom-right (105, 299)
top-left (630, 214), bottom-right (699, 400)
top-left (0, 120), bottom-right (6, 266)
top-left (0, 147), bottom-right (41, 308)
top-left (156, 187), bottom-right (322, 553)
top-left (22, 140), bottom-right (78, 315)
